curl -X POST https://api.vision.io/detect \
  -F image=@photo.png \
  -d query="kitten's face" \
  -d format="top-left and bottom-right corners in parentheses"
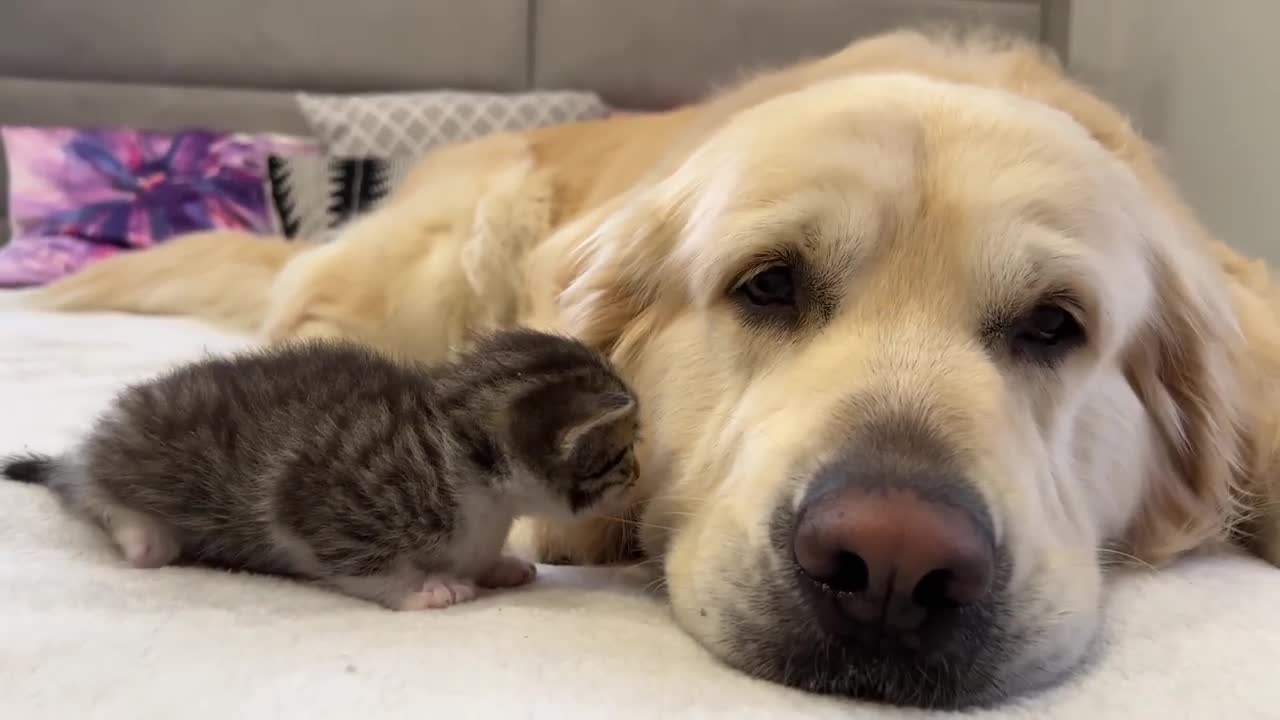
top-left (552, 401), bottom-right (640, 516)
top-left (506, 382), bottom-right (640, 519)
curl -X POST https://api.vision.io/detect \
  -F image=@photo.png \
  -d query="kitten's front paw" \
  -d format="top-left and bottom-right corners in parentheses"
top-left (478, 555), bottom-right (537, 588)
top-left (395, 575), bottom-right (477, 610)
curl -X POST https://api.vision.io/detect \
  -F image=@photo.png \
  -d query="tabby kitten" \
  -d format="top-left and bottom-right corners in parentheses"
top-left (3, 329), bottom-right (639, 610)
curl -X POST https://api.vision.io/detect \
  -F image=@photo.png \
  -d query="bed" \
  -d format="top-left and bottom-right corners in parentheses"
top-left (3, 1), bottom-right (1277, 718)
top-left (2, 307), bottom-right (1278, 718)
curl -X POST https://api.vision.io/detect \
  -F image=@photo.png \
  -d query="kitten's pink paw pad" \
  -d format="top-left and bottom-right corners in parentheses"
top-left (113, 524), bottom-right (179, 569)
top-left (396, 576), bottom-right (477, 610)
top-left (478, 556), bottom-right (537, 588)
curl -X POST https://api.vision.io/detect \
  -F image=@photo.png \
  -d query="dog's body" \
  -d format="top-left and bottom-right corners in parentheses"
top-left (19, 31), bottom-right (1280, 707)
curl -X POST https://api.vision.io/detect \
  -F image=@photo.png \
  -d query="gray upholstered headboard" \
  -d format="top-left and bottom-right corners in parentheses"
top-left (0, 0), bottom-right (1070, 134)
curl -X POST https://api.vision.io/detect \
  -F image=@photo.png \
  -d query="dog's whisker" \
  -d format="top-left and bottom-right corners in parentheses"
top-left (1094, 547), bottom-right (1157, 572)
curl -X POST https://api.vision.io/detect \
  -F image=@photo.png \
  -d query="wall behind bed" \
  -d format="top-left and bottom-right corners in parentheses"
top-left (0, 0), bottom-right (1066, 249)
top-left (0, 0), bottom-right (1062, 132)
top-left (1068, 0), bottom-right (1279, 264)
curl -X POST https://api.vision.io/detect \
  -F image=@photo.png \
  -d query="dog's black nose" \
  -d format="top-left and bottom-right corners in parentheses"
top-left (793, 483), bottom-right (995, 644)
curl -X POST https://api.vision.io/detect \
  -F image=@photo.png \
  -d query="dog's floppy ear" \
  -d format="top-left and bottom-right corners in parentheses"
top-left (1123, 232), bottom-right (1246, 563)
top-left (556, 174), bottom-right (695, 355)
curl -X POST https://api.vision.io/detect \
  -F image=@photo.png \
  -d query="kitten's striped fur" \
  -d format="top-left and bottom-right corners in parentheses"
top-left (4, 330), bottom-right (639, 610)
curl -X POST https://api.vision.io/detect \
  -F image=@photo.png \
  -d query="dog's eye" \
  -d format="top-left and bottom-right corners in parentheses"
top-left (737, 266), bottom-right (796, 307)
top-left (1011, 304), bottom-right (1085, 361)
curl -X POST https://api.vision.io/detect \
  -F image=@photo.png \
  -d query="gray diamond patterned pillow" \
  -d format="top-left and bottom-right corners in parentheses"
top-left (297, 91), bottom-right (610, 158)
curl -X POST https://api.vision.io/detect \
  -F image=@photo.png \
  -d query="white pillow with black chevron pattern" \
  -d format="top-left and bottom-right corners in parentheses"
top-left (267, 154), bottom-right (417, 242)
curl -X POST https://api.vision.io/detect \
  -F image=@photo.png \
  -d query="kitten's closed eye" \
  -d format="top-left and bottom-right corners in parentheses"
top-left (581, 447), bottom-right (630, 480)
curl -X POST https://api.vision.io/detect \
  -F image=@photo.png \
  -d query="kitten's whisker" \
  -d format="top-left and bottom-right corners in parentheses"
top-left (589, 514), bottom-right (677, 532)
top-left (641, 576), bottom-right (669, 595)
top-left (638, 493), bottom-right (712, 503)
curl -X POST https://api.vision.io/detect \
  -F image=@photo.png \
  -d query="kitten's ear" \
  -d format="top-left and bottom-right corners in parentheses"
top-left (559, 392), bottom-right (638, 460)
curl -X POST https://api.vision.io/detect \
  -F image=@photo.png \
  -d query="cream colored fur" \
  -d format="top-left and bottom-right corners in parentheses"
top-left (20, 31), bottom-right (1280, 695)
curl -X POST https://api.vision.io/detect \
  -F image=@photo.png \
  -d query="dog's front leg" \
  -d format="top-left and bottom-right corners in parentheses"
top-left (508, 515), bottom-right (639, 566)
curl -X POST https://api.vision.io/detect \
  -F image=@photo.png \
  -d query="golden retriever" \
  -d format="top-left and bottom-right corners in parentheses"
top-left (19, 31), bottom-right (1280, 708)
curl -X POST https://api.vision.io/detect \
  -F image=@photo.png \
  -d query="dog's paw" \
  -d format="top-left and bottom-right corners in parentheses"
top-left (509, 515), bottom-right (638, 566)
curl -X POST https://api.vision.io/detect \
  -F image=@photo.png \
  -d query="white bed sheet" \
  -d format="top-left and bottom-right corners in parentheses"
top-left (1, 307), bottom-right (1276, 719)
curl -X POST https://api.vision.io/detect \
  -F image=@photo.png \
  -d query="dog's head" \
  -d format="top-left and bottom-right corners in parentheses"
top-left (557, 70), bottom-right (1244, 708)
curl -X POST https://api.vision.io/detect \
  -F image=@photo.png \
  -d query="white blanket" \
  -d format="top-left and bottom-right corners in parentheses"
top-left (1, 307), bottom-right (1276, 719)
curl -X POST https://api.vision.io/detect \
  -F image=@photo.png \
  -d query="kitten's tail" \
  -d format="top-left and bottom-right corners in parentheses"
top-left (4, 453), bottom-right (99, 518)
top-left (3, 453), bottom-right (59, 485)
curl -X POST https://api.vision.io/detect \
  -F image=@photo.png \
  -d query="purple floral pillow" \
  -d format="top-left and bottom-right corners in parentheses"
top-left (0, 127), bottom-right (316, 287)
